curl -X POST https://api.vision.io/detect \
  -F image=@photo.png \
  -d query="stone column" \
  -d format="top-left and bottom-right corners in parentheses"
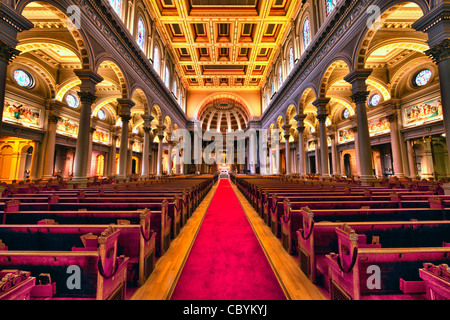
top-left (282, 124), bottom-right (291, 176)
top-left (72, 70), bottom-right (103, 185)
top-left (141, 115), bottom-right (154, 177)
top-left (387, 112), bottom-right (405, 178)
top-left (329, 132), bottom-right (338, 176)
top-left (344, 69), bottom-right (375, 185)
top-left (314, 138), bottom-right (320, 174)
top-left (0, 42), bottom-right (20, 134)
top-left (313, 98), bottom-right (331, 178)
top-left (295, 114), bottom-right (307, 177)
top-left (0, 8), bottom-right (34, 133)
top-left (109, 132), bottom-right (119, 178)
top-left (42, 114), bottom-right (60, 180)
top-left (413, 5), bottom-right (450, 162)
top-left (29, 141), bottom-right (41, 181)
top-left (166, 131), bottom-right (173, 175)
top-left (116, 99), bottom-right (135, 181)
top-left (156, 125), bottom-right (166, 176)
top-left (406, 140), bottom-right (417, 178)
top-left (86, 127), bottom-right (96, 177)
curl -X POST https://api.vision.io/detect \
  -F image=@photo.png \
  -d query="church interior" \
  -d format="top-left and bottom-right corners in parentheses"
top-left (0, 0), bottom-right (449, 301)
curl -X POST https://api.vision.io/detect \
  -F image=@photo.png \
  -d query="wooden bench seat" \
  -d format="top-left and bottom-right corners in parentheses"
top-left (0, 210), bottom-right (155, 287)
top-left (325, 225), bottom-right (450, 300)
top-left (1, 207), bottom-right (170, 257)
top-left (281, 204), bottom-right (450, 255)
top-left (0, 228), bottom-right (129, 300)
top-left (296, 218), bottom-right (450, 287)
top-left (419, 263), bottom-right (450, 300)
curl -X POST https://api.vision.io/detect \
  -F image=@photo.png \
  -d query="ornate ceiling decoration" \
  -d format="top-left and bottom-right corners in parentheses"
top-left (146, 0), bottom-right (301, 90)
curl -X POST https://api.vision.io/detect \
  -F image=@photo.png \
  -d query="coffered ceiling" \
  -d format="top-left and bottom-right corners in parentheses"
top-left (146, 0), bottom-right (301, 91)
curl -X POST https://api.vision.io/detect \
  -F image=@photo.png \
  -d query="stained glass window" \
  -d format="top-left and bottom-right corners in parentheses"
top-left (66, 94), bottom-right (79, 108)
top-left (164, 67), bottom-right (170, 88)
top-left (173, 80), bottom-right (177, 96)
top-left (98, 109), bottom-right (106, 121)
top-left (326, 0), bottom-right (337, 16)
top-left (14, 70), bottom-right (34, 88)
top-left (414, 69), bottom-right (432, 87)
top-left (369, 93), bottom-right (381, 107)
top-left (109, 0), bottom-right (122, 15)
top-left (137, 17), bottom-right (146, 51)
top-left (303, 17), bottom-right (311, 50)
top-left (279, 65), bottom-right (283, 87)
top-left (289, 46), bottom-right (295, 72)
top-left (153, 46), bottom-right (160, 74)
top-left (342, 108), bottom-right (350, 119)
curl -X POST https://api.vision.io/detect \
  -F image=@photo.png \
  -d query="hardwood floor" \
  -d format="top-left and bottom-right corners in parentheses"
top-left (130, 178), bottom-right (327, 300)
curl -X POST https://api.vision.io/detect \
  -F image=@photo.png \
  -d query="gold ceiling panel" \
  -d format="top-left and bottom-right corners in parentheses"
top-left (147, 0), bottom-right (300, 90)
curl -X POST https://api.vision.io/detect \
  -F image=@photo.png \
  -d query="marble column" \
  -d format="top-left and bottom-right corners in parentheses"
top-left (344, 70), bottom-right (375, 185)
top-left (413, 5), bottom-right (450, 162)
top-left (141, 115), bottom-right (154, 177)
top-left (156, 125), bottom-right (166, 176)
top-left (387, 112), bottom-right (405, 178)
top-left (109, 132), bottom-right (119, 178)
top-left (116, 99), bottom-right (135, 181)
top-left (0, 42), bottom-right (20, 134)
top-left (314, 139), bottom-right (320, 174)
top-left (295, 114), bottom-right (307, 177)
top-left (406, 140), bottom-right (417, 178)
top-left (86, 127), bottom-right (96, 177)
top-left (329, 132), bottom-right (338, 176)
top-left (166, 132), bottom-right (173, 175)
top-left (42, 114), bottom-right (60, 180)
top-left (282, 124), bottom-right (291, 176)
top-left (313, 98), bottom-right (331, 178)
top-left (248, 129), bottom-right (257, 174)
top-left (72, 70), bottom-right (103, 185)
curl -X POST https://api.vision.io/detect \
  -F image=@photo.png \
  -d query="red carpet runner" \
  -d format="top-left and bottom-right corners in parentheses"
top-left (171, 179), bottom-right (286, 300)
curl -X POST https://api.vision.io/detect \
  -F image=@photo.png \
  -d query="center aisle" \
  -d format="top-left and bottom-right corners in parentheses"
top-left (170, 178), bottom-right (287, 300)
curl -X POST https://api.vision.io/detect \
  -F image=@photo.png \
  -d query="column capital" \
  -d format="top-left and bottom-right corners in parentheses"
top-left (294, 113), bottom-right (307, 123)
top-left (316, 113), bottom-right (328, 122)
top-left (143, 126), bottom-right (152, 133)
top-left (344, 69), bottom-right (373, 92)
top-left (0, 41), bottom-right (20, 64)
top-left (282, 124), bottom-right (292, 132)
top-left (412, 3), bottom-right (450, 48)
top-left (74, 69), bottom-right (103, 93)
top-left (387, 112), bottom-right (398, 122)
top-left (47, 114), bottom-right (61, 124)
top-left (77, 91), bottom-right (97, 104)
top-left (89, 127), bottom-right (97, 134)
top-left (117, 98), bottom-right (135, 118)
top-left (425, 39), bottom-right (450, 64)
top-left (312, 98), bottom-right (330, 115)
top-left (350, 91), bottom-right (370, 104)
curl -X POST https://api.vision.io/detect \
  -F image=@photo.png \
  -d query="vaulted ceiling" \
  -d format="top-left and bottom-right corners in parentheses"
top-left (146, 0), bottom-right (301, 91)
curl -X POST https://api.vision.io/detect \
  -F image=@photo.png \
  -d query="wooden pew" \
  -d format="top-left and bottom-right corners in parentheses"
top-left (325, 225), bottom-right (450, 300)
top-left (1, 206), bottom-right (170, 257)
top-left (0, 211), bottom-right (155, 287)
top-left (0, 270), bottom-right (36, 300)
top-left (419, 263), bottom-right (450, 300)
top-left (281, 203), bottom-right (450, 255)
top-left (0, 227), bottom-right (129, 300)
top-left (296, 217), bottom-right (450, 287)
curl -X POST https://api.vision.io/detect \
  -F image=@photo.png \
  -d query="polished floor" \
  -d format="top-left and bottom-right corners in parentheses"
top-left (130, 179), bottom-right (326, 300)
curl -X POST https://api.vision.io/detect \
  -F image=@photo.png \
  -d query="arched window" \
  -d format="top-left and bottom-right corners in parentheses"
top-left (326, 0), bottom-right (337, 16)
top-left (271, 81), bottom-right (275, 96)
top-left (137, 17), bottom-right (146, 51)
top-left (109, 0), bottom-right (122, 15)
top-left (153, 46), bottom-right (160, 74)
top-left (278, 65), bottom-right (283, 87)
top-left (13, 69), bottom-right (34, 89)
top-left (303, 17), bottom-right (311, 50)
top-left (164, 66), bottom-right (170, 88)
top-left (173, 80), bottom-right (177, 96)
top-left (288, 46), bottom-right (295, 72)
